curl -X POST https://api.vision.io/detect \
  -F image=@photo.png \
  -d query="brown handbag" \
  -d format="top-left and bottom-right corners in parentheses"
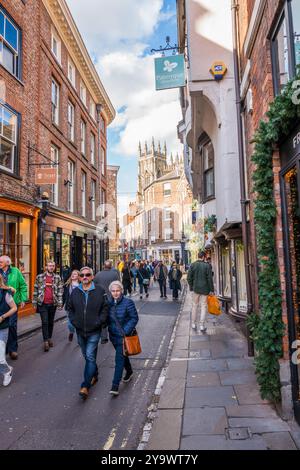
top-left (123, 329), bottom-right (142, 356)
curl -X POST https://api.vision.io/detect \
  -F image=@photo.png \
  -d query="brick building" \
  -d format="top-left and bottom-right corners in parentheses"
top-left (235, 0), bottom-right (300, 423)
top-left (106, 164), bottom-right (120, 264)
top-left (0, 0), bottom-right (115, 315)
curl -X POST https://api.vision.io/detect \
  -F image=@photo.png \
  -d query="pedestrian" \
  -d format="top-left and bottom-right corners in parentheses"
top-left (137, 262), bottom-right (150, 300)
top-left (0, 273), bottom-right (17, 386)
top-left (32, 261), bottom-right (64, 351)
top-left (187, 251), bottom-right (214, 332)
top-left (94, 260), bottom-right (120, 344)
top-left (122, 262), bottom-right (132, 296)
top-left (68, 267), bottom-right (108, 400)
top-left (107, 281), bottom-right (138, 396)
top-left (130, 261), bottom-right (139, 292)
top-left (154, 261), bottom-right (168, 298)
top-left (0, 255), bottom-right (28, 360)
top-left (168, 261), bottom-right (182, 300)
top-left (62, 265), bottom-right (72, 283)
top-left (63, 270), bottom-right (80, 342)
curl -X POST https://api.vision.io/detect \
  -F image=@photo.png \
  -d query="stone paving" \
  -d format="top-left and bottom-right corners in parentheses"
top-left (146, 291), bottom-right (300, 450)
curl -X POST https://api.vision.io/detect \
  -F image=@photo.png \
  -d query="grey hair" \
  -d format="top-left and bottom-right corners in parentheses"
top-left (0, 255), bottom-right (12, 265)
top-left (80, 266), bottom-right (94, 275)
top-left (109, 280), bottom-right (124, 293)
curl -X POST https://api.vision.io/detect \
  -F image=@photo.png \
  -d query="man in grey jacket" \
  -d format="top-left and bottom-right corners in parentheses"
top-left (94, 260), bottom-right (120, 343)
top-left (187, 252), bottom-right (214, 333)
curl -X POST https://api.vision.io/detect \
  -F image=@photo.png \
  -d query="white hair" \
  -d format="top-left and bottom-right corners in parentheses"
top-left (0, 255), bottom-right (12, 265)
top-left (109, 280), bottom-right (124, 293)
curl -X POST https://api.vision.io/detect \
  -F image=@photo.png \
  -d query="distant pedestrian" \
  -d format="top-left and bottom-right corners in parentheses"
top-left (154, 261), bottom-right (168, 298)
top-left (122, 262), bottom-right (132, 296)
top-left (130, 262), bottom-right (139, 292)
top-left (63, 270), bottom-right (80, 342)
top-left (68, 267), bottom-right (108, 400)
top-left (168, 262), bottom-right (182, 300)
top-left (137, 262), bottom-right (150, 300)
top-left (94, 260), bottom-right (120, 344)
top-left (187, 251), bottom-right (214, 332)
top-left (32, 261), bottom-right (64, 351)
top-left (0, 273), bottom-right (17, 386)
top-left (108, 281), bottom-right (138, 396)
top-left (0, 255), bottom-right (28, 360)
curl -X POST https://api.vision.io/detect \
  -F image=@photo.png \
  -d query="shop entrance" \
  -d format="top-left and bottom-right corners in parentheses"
top-left (281, 162), bottom-right (300, 425)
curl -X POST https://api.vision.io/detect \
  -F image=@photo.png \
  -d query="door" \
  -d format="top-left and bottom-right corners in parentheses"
top-left (282, 162), bottom-right (300, 424)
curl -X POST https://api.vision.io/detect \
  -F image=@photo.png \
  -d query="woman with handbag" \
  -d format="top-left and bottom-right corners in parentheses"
top-left (108, 280), bottom-right (139, 396)
top-left (137, 262), bottom-right (150, 300)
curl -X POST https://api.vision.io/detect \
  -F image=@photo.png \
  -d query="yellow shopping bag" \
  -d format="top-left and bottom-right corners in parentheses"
top-left (207, 294), bottom-right (222, 316)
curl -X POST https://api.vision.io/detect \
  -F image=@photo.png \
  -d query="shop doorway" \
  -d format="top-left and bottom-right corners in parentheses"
top-left (71, 236), bottom-right (83, 270)
top-left (281, 162), bottom-right (300, 424)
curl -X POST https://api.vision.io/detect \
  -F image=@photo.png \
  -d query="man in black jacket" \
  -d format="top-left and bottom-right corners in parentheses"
top-left (68, 266), bottom-right (108, 400)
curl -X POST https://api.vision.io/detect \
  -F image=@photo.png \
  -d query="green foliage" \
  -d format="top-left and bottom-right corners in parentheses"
top-left (204, 214), bottom-right (217, 233)
top-left (247, 75), bottom-right (300, 402)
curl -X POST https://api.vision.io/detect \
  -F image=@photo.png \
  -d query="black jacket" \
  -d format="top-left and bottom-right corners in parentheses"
top-left (68, 283), bottom-right (108, 337)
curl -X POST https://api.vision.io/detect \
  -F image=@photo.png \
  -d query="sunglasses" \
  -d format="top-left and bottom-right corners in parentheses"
top-left (79, 273), bottom-right (92, 278)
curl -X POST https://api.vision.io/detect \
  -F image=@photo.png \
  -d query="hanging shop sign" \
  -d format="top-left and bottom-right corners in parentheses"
top-left (35, 167), bottom-right (57, 185)
top-left (155, 54), bottom-right (185, 91)
top-left (210, 61), bottom-right (227, 81)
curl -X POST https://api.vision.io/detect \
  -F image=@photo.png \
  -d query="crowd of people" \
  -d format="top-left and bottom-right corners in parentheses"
top-left (0, 251), bottom-right (214, 399)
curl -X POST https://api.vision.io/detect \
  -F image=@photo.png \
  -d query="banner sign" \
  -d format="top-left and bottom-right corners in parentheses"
top-left (155, 54), bottom-right (185, 91)
top-left (35, 167), bottom-right (57, 185)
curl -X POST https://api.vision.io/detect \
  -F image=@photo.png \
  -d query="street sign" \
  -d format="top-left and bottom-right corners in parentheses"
top-left (155, 54), bottom-right (185, 91)
top-left (35, 167), bottom-right (57, 185)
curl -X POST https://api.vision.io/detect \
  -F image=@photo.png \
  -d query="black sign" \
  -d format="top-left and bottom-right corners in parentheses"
top-left (280, 121), bottom-right (300, 167)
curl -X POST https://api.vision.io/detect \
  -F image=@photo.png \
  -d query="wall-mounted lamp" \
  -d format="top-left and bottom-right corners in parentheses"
top-left (64, 179), bottom-right (72, 186)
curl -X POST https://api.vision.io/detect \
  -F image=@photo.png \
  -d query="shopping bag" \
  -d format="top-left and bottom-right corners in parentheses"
top-left (207, 294), bottom-right (222, 315)
top-left (123, 329), bottom-right (142, 356)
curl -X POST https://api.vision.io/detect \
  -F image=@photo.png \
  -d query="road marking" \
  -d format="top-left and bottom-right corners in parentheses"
top-left (103, 427), bottom-right (117, 450)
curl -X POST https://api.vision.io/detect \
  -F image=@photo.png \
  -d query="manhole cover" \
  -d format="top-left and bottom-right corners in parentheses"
top-left (226, 428), bottom-right (251, 440)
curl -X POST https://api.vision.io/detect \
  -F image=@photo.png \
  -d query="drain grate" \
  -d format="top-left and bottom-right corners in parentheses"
top-left (225, 427), bottom-right (252, 440)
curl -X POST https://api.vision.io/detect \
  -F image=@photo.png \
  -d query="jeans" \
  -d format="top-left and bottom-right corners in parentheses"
top-left (0, 328), bottom-right (10, 375)
top-left (158, 280), bottom-right (166, 297)
top-left (112, 342), bottom-right (132, 387)
top-left (172, 287), bottom-right (179, 299)
top-left (133, 275), bottom-right (137, 291)
top-left (77, 332), bottom-right (101, 388)
top-left (38, 304), bottom-right (57, 341)
top-left (7, 311), bottom-right (18, 353)
top-left (192, 293), bottom-right (208, 326)
top-left (139, 284), bottom-right (148, 295)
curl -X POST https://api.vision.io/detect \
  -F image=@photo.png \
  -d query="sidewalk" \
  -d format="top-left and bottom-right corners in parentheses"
top-left (144, 289), bottom-right (300, 450)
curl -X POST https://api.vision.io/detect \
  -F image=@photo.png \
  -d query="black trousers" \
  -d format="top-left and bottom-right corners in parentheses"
top-left (38, 304), bottom-right (57, 341)
top-left (158, 280), bottom-right (166, 297)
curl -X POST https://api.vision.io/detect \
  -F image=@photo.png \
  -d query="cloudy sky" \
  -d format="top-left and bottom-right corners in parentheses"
top-left (66, 0), bottom-right (182, 218)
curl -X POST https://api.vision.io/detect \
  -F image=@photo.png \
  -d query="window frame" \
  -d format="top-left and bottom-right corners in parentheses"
top-left (80, 81), bottom-right (87, 106)
top-left (0, 7), bottom-right (21, 80)
top-left (91, 179), bottom-right (96, 221)
top-left (90, 132), bottom-right (96, 166)
top-left (163, 182), bottom-right (171, 197)
top-left (81, 170), bottom-right (86, 218)
top-left (80, 119), bottom-right (86, 156)
top-left (67, 57), bottom-right (76, 88)
top-left (199, 133), bottom-right (215, 202)
top-left (67, 100), bottom-right (75, 142)
top-left (51, 77), bottom-right (60, 126)
top-left (67, 160), bottom-right (75, 213)
top-left (0, 102), bottom-right (19, 175)
top-left (51, 27), bottom-right (61, 64)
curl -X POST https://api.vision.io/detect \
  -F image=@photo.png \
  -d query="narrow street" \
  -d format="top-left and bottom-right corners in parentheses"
top-left (0, 285), bottom-right (181, 450)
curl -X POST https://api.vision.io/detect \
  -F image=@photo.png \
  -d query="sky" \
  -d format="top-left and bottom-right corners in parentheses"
top-left (66, 0), bottom-right (183, 219)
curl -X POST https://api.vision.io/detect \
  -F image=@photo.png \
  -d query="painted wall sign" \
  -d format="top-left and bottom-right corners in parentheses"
top-left (155, 54), bottom-right (185, 90)
top-left (210, 61), bottom-right (227, 81)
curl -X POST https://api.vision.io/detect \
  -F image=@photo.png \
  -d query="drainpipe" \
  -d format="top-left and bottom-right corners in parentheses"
top-left (231, 0), bottom-right (254, 356)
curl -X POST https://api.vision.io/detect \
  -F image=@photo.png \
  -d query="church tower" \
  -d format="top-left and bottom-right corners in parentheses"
top-left (137, 138), bottom-right (167, 205)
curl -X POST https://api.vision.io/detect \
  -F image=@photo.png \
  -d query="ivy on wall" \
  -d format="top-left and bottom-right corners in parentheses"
top-left (247, 76), bottom-right (300, 402)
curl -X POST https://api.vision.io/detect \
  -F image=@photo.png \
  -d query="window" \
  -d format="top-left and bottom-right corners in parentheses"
top-left (0, 8), bottom-right (20, 78)
top-left (165, 207), bottom-right (172, 221)
top-left (81, 171), bottom-right (86, 218)
top-left (164, 228), bottom-right (173, 241)
top-left (90, 133), bottom-right (95, 166)
top-left (80, 81), bottom-right (86, 106)
top-left (199, 133), bottom-right (215, 201)
top-left (91, 180), bottom-right (96, 221)
top-left (67, 58), bottom-right (76, 87)
top-left (0, 103), bottom-right (17, 174)
top-left (50, 145), bottom-right (59, 206)
top-left (163, 182), bottom-right (171, 197)
top-left (100, 115), bottom-right (106, 132)
top-left (51, 78), bottom-right (60, 125)
top-left (80, 120), bottom-right (86, 155)
top-left (90, 99), bottom-right (96, 120)
top-left (101, 146), bottom-right (105, 175)
top-left (67, 160), bottom-right (75, 213)
top-left (271, 0), bottom-right (300, 94)
top-left (51, 27), bottom-right (61, 63)
top-left (67, 101), bottom-right (75, 142)
top-left (100, 189), bottom-right (106, 218)
top-left (221, 245), bottom-right (231, 297)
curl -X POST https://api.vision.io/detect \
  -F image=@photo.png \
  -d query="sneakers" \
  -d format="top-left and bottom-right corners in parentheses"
top-left (3, 366), bottom-right (13, 386)
top-left (79, 387), bottom-right (89, 400)
top-left (199, 324), bottom-right (207, 333)
top-left (68, 333), bottom-right (74, 342)
top-left (123, 371), bottom-right (133, 383)
top-left (192, 323), bottom-right (196, 330)
top-left (109, 385), bottom-right (119, 396)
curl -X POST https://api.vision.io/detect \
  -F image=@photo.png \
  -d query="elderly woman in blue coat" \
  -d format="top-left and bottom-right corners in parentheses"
top-left (108, 280), bottom-right (139, 396)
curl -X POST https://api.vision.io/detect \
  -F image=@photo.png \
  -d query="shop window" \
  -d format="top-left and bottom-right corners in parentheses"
top-left (0, 103), bottom-right (18, 174)
top-left (0, 8), bottom-right (21, 79)
top-left (43, 231), bottom-right (55, 268)
top-left (235, 241), bottom-right (247, 312)
top-left (221, 245), bottom-right (231, 297)
top-left (61, 234), bottom-right (71, 270)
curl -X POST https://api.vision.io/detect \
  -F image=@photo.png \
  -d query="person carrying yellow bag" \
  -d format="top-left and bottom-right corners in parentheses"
top-left (187, 251), bottom-right (214, 333)
top-left (207, 294), bottom-right (222, 316)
